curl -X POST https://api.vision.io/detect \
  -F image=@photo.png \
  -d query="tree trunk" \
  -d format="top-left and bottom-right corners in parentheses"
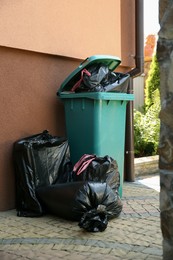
top-left (157, 0), bottom-right (173, 259)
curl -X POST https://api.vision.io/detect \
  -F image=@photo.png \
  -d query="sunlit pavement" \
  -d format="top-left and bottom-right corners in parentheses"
top-left (136, 174), bottom-right (160, 192)
top-left (0, 174), bottom-right (162, 260)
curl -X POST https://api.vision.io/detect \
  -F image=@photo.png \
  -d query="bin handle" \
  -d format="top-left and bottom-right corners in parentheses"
top-left (71, 69), bottom-right (91, 92)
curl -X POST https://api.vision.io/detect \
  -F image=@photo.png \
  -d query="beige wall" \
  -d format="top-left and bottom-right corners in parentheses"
top-left (0, 0), bottom-right (135, 68)
top-left (0, 46), bottom-right (81, 210)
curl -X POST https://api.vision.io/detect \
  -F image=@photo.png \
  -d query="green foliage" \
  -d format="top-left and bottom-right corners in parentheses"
top-left (145, 54), bottom-right (160, 110)
top-left (134, 54), bottom-right (160, 157)
top-left (134, 89), bottom-right (160, 157)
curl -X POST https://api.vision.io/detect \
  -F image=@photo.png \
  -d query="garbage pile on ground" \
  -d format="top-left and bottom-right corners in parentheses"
top-left (13, 130), bottom-right (123, 232)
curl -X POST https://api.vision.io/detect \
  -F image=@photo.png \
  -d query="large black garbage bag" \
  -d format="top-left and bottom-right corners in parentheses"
top-left (73, 64), bottom-right (129, 93)
top-left (36, 181), bottom-right (123, 232)
top-left (13, 130), bottom-right (71, 217)
top-left (36, 182), bottom-right (86, 220)
top-left (72, 154), bottom-right (120, 194)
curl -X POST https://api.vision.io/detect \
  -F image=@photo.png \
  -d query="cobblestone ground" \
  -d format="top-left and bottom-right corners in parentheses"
top-left (0, 177), bottom-right (162, 260)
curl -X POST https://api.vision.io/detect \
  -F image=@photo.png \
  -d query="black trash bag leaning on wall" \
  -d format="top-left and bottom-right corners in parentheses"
top-left (36, 181), bottom-right (123, 232)
top-left (13, 130), bottom-right (71, 217)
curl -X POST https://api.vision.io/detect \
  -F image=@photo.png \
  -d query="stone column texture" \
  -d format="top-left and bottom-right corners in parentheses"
top-left (157, 0), bottom-right (173, 259)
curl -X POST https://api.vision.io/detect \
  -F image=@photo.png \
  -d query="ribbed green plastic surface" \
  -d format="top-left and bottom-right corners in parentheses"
top-left (60, 92), bottom-right (134, 101)
top-left (60, 93), bottom-right (134, 197)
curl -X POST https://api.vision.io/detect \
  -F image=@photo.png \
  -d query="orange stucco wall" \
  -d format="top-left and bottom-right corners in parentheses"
top-left (0, 0), bottom-right (135, 68)
top-left (0, 46), bottom-right (81, 210)
top-left (0, 0), bottom-right (121, 59)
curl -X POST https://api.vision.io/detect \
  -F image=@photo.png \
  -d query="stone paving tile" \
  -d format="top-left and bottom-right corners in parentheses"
top-left (0, 178), bottom-right (163, 259)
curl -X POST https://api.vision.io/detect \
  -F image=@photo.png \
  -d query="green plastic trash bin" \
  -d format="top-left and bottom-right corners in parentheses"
top-left (57, 55), bottom-right (134, 197)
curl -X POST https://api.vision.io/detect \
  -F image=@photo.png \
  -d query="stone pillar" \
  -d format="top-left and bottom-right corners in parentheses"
top-left (157, 0), bottom-right (173, 259)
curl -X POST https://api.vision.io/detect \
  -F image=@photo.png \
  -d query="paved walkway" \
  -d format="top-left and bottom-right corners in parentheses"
top-left (0, 174), bottom-right (162, 259)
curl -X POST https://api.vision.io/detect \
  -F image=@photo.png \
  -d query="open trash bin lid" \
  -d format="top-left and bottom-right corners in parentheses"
top-left (57, 55), bottom-right (122, 94)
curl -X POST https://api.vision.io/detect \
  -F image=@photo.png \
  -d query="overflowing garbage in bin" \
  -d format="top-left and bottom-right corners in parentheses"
top-left (13, 55), bottom-right (134, 232)
top-left (57, 55), bottom-right (130, 94)
top-left (70, 64), bottom-right (129, 93)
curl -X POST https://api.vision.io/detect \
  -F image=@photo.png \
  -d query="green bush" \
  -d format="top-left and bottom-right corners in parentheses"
top-left (134, 89), bottom-right (160, 157)
top-left (134, 54), bottom-right (160, 157)
top-left (145, 54), bottom-right (160, 111)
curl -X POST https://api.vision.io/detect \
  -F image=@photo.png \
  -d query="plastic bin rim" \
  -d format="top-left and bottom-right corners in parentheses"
top-left (59, 92), bottom-right (134, 101)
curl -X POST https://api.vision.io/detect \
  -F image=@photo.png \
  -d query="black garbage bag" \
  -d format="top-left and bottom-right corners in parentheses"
top-left (36, 181), bottom-right (123, 232)
top-left (72, 154), bottom-right (120, 194)
top-left (13, 130), bottom-right (71, 217)
top-left (36, 181), bottom-right (86, 220)
top-left (73, 63), bottom-right (129, 93)
top-left (78, 205), bottom-right (108, 232)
